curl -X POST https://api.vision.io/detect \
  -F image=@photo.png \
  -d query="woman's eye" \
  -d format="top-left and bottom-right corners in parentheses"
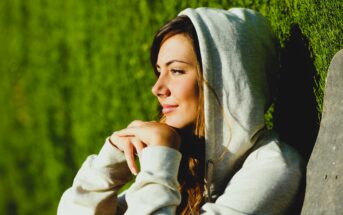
top-left (170, 69), bottom-right (184, 75)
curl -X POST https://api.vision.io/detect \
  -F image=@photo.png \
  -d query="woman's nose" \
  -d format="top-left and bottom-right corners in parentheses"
top-left (151, 75), bottom-right (170, 97)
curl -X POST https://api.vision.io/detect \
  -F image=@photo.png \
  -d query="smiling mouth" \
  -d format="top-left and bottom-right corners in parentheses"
top-left (162, 105), bottom-right (178, 114)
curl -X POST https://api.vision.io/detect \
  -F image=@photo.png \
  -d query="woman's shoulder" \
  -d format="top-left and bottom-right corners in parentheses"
top-left (244, 131), bottom-right (305, 175)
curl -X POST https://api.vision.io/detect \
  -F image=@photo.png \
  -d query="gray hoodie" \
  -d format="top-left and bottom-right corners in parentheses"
top-left (58, 7), bottom-right (304, 215)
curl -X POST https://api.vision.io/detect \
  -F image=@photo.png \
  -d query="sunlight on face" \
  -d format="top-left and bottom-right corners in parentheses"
top-left (152, 34), bottom-right (199, 129)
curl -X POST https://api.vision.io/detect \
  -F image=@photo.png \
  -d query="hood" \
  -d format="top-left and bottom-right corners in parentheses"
top-left (179, 8), bottom-right (279, 198)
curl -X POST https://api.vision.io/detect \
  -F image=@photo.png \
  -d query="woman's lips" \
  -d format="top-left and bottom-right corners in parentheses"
top-left (162, 104), bottom-right (178, 114)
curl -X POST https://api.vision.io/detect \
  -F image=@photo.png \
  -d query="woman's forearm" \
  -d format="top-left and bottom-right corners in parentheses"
top-left (57, 138), bottom-right (132, 215)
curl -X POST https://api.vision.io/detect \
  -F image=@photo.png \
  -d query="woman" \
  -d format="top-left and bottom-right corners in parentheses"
top-left (58, 7), bottom-right (304, 214)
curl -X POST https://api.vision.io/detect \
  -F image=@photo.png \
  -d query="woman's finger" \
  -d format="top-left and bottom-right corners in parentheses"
top-left (110, 133), bottom-right (138, 175)
top-left (109, 132), bottom-right (121, 150)
top-left (116, 127), bottom-right (141, 137)
top-left (123, 142), bottom-right (138, 175)
top-left (131, 137), bottom-right (146, 156)
top-left (127, 120), bottom-right (145, 128)
top-left (109, 132), bottom-right (128, 151)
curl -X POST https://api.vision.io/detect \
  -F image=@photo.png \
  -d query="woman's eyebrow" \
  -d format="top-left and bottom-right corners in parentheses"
top-left (156, 60), bottom-right (192, 68)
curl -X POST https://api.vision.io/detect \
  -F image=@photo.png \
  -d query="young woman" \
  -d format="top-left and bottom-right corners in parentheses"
top-left (58, 7), bottom-right (304, 215)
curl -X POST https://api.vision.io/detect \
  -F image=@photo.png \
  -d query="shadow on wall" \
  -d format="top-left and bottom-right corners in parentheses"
top-left (273, 24), bottom-right (320, 214)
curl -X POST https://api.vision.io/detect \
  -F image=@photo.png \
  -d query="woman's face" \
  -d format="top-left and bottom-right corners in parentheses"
top-left (152, 34), bottom-right (199, 129)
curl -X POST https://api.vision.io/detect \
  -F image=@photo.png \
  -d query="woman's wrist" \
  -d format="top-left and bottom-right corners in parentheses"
top-left (140, 146), bottom-right (182, 176)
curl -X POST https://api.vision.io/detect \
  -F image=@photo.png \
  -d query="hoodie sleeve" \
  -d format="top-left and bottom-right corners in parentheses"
top-left (57, 138), bottom-right (132, 215)
top-left (200, 142), bottom-right (304, 215)
top-left (124, 146), bottom-right (182, 214)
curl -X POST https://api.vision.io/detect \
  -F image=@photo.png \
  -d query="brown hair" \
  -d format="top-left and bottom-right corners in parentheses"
top-left (150, 15), bottom-right (205, 214)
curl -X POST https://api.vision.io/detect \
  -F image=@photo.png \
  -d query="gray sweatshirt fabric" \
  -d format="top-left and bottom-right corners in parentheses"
top-left (58, 7), bottom-right (304, 215)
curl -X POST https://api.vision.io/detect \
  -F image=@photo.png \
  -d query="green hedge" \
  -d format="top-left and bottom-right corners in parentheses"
top-left (0, 0), bottom-right (342, 214)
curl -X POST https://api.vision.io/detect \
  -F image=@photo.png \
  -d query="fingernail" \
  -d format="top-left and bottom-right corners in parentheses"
top-left (133, 167), bottom-right (139, 175)
top-left (129, 166), bottom-right (137, 175)
top-left (132, 170), bottom-right (137, 176)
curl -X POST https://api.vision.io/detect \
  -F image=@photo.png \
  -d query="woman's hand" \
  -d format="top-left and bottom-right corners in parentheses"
top-left (109, 120), bottom-right (181, 175)
top-left (109, 132), bottom-right (145, 175)
top-left (118, 120), bottom-right (181, 149)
